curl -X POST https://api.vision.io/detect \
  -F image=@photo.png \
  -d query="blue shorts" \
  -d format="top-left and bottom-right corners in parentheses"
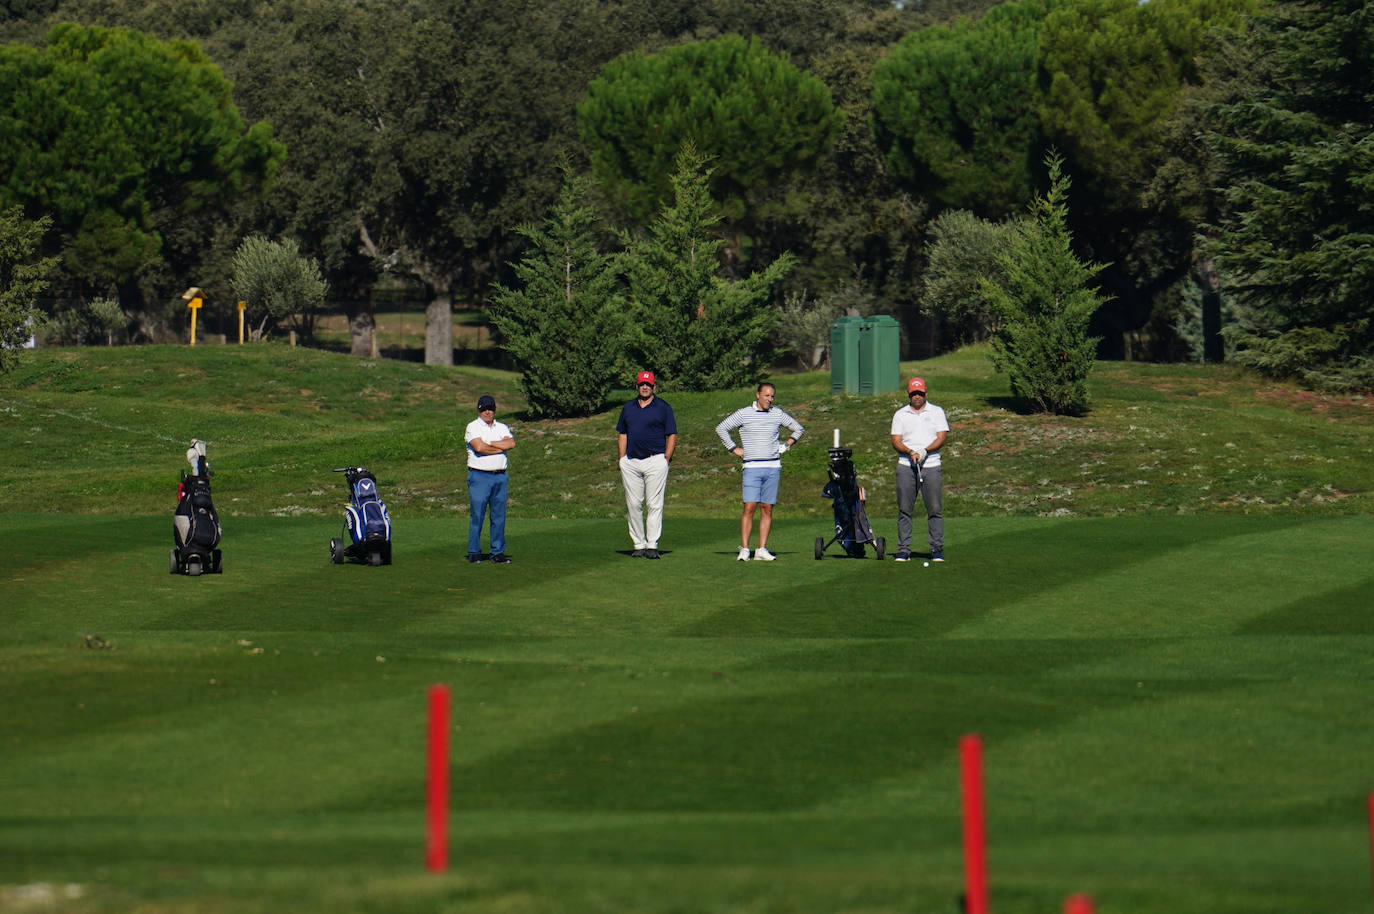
top-left (741, 466), bottom-right (781, 505)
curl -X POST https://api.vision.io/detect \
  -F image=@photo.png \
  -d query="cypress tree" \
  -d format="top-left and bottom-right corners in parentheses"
top-left (982, 154), bottom-right (1108, 415)
top-left (489, 173), bottom-right (624, 418)
top-left (620, 144), bottom-right (794, 391)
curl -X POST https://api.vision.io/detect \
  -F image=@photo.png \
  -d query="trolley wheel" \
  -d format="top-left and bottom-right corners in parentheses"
top-left (368, 549), bottom-right (384, 566)
top-left (185, 556), bottom-right (203, 577)
top-left (814, 537), bottom-right (824, 560)
top-left (211, 549), bottom-right (223, 574)
top-left (169, 548), bottom-right (180, 575)
top-left (875, 537), bottom-right (886, 561)
top-left (330, 538), bottom-right (346, 564)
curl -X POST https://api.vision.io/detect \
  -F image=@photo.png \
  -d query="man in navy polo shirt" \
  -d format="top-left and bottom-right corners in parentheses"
top-left (616, 371), bottom-right (677, 559)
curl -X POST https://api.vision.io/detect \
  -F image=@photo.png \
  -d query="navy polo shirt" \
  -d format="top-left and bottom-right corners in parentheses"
top-left (617, 396), bottom-right (677, 458)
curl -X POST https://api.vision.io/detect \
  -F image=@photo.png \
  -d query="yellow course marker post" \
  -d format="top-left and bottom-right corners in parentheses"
top-left (182, 287), bottom-right (204, 347)
top-left (237, 301), bottom-right (246, 344)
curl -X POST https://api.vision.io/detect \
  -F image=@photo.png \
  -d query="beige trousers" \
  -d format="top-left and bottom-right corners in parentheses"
top-left (620, 454), bottom-right (669, 549)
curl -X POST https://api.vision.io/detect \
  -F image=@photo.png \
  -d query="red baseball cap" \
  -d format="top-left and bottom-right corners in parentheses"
top-left (907, 377), bottom-right (927, 395)
top-left (636, 371), bottom-right (656, 386)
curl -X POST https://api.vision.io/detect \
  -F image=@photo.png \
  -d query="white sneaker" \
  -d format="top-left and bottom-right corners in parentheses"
top-left (737, 547), bottom-right (751, 562)
top-left (754, 547), bottom-right (776, 562)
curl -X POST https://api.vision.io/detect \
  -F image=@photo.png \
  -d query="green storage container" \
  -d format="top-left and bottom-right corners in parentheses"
top-left (858, 315), bottom-right (901, 395)
top-left (829, 316), bottom-right (864, 394)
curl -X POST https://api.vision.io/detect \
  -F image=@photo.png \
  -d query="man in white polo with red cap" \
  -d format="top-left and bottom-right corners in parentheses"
top-left (890, 376), bottom-right (949, 563)
top-left (616, 370), bottom-right (677, 559)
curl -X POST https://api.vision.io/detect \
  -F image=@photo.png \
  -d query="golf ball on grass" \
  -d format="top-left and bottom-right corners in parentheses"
top-left (922, 561), bottom-right (930, 567)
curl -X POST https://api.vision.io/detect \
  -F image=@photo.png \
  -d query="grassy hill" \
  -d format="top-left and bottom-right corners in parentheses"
top-left (2, 345), bottom-right (1372, 914)
top-left (2, 343), bottom-right (1370, 518)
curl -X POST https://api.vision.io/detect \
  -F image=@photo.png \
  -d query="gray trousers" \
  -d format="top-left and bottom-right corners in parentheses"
top-left (896, 462), bottom-right (943, 553)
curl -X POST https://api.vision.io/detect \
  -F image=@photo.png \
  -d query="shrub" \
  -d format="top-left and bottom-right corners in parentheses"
top-left (920, 209), bottom-right (1025, 346)
top-left (43, 297), bottom-right (125, 346)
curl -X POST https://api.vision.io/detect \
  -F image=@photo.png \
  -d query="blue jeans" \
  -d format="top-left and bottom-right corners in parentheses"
top-left (467, 469), bottom-right (508, 555)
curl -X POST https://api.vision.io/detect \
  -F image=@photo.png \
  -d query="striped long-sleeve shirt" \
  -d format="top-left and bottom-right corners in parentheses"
top-left (715, 404), bottom-right (805, 467)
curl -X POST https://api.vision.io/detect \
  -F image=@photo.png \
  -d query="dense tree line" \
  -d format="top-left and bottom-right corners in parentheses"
top-left (0, 0), bottom-right (1369, 395)
top-left (0, 20), bottom-right (282, 336)
top-left (1204, 0), bottom-right (1374, 391)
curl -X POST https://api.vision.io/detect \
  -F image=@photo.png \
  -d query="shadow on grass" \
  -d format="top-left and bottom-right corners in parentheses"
top-left (679, 515), bottom-right (1311, 640)
top-left (979, 394), bottom-right (1093, 417)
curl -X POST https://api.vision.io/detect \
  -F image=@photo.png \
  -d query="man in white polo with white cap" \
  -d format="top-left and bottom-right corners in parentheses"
top-left (890, 376), bottom-right (949, 563)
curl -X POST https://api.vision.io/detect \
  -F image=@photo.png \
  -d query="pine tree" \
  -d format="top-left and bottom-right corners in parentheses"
top-left (1206, 0), bottom-right (1374, 390)
top-left (579, 35), bottom-right (839, 231)
top-left (872, 0), bottom-right (1056, 217)
top-left (488, 172), bottom-right (624, 419)
top-left (982, 154), bottom-right (1108, 415)
top-left (620, 145), bottom-right (794, 391)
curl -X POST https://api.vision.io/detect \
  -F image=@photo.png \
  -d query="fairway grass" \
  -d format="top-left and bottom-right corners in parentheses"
top-left (3, 512), bottom-right (1373, 913)
top-left (3, 344), bottom-right (1373, 913)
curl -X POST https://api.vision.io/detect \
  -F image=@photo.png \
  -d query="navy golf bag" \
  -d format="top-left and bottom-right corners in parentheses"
top-left (330, 467), bottom-right (392, 566)
top-left (171, 452), bottom-right (223, 575)
top-left (815, 447), bottom-right (885, 560)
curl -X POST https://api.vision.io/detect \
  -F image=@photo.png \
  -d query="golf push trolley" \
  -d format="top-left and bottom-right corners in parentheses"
top-left (330, 466), bottom-right (393, 566)
top-left (171, 439), bottom-right (223, 575)
top-left (815, 430), bottom-right (885, 560)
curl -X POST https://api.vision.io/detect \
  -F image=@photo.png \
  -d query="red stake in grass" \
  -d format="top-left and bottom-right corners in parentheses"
top-left (426, 684), bottom-right (451, 873)
top-left (1368, 793), bottom-right (1374, 909)
top-left (1065, 893), bottom-right (1095, 914)
top-left (961, 734), bottom-right (989, 914)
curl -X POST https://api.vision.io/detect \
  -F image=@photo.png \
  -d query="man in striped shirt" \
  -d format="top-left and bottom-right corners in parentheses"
top-left (715, 382), bottom-right (805, 561)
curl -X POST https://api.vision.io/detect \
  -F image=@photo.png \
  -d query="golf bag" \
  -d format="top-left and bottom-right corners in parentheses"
top-left (171, 440), bottom-right (223, 575)
top-left (815, 446), bottom-right (885, 560)
top-left (330, 467), bottom-right (392, 566)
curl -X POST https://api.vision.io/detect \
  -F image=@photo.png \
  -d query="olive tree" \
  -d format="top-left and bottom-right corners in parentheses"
top-left (230, 235), bottom-right (329, 341)
top-left (0, 206), bottom-right (56, 371)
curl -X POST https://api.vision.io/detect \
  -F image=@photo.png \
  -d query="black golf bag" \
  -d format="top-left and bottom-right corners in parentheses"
top-left (171, 453), bottom-right (223, 575)
top-left (330, 466), bottom-right (392, 566)
top-left (815, 447), bottom-right (885, 560)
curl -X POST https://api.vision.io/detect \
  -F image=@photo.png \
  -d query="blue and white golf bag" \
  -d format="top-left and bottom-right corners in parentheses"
top-left (331, 467), bottom-right (392, 565)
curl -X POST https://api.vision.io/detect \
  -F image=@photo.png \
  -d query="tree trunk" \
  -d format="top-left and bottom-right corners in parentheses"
top-left (355, 217), bottom-right (454, 364)
top-left (348, 295), bottom-right (376, 358)
top-left (118, 278), bottom-right (157, 342)
top-left (1198, 256), bottom-right (1223, 363)
top-left (424, 291), bottom-right (453, 366)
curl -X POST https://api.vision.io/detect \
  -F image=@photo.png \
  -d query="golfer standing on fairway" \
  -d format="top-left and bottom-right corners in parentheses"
top-left (617, 371), bottom-right (677, 559)
top-left (890, 377), bottom-right (948, 563)
top-left (465, 394), bottom-right (515, 564)
top-left (715, 382), bottom-right (804, 561)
